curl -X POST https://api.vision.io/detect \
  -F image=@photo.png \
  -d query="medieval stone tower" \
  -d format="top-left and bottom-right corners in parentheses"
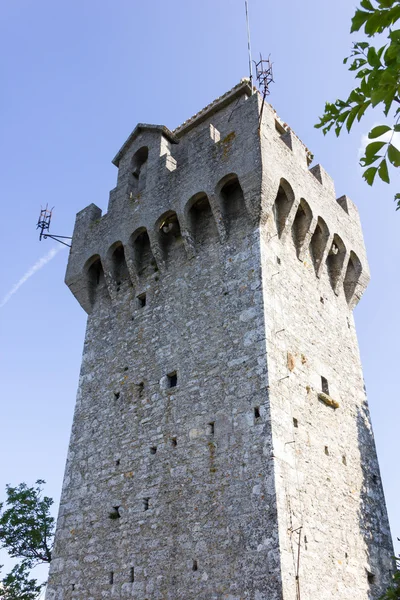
top-left (46, 80), bottom-right (393, 600)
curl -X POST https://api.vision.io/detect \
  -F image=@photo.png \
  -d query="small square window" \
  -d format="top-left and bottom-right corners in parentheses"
top-left (137, 293), bottom-right (146, 308)
top-left (167, 371), bottom-right (177, 388)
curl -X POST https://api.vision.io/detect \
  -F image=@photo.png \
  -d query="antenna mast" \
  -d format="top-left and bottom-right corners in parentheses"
top-left (245, 1), bottom-right (253, 87)
top-left (36, 205), bottom-right (72, 248)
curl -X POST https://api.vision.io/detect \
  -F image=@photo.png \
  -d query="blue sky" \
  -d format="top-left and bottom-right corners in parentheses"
top-left (0, 0), bottom-right (398, 579)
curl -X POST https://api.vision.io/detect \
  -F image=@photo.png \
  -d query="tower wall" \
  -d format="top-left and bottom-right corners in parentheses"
top-left (46, 81), bottom-right (393, 600)
top-left (258, 101), bottom-right (393, 598)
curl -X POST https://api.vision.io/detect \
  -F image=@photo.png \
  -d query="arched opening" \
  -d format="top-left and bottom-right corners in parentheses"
top-left (309, 217), bottom-right (329, 275)
top-left (86, 255), bottom-right (106, 308)
top-left (272, 180), bottom-right (295, 238)
top-left (157, 211), bottom-right (185, 262)
top-left (109, 243), bottom-right (129, 290)
top-left (130, 146), bottom-right (148, 194)
top-left (291, 199), bottom-right (313, 257)
top-left (326, 234), bottom-right (346, 291)
top-left (343, 251), bottom-right (362, 304)
top-left (187, 193), bottom-right (218, 246)
top-left (217, 174), bottom-right (248, 233)
top-left (131, 228), bottom-right (157, 278)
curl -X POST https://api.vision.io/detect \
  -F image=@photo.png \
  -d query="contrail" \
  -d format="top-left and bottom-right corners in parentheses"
top-left (0, 245), bottom-right (65, 309)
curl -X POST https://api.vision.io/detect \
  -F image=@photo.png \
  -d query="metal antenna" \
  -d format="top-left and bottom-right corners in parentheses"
top-left (36, 205), bottom-right (72, 248)
top-left (245, 1), bottom-right (253, 87)
top-left (254, 53), bottom-right (274, 128)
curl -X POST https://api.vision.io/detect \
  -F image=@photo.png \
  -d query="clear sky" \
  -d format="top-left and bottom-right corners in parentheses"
top-left (0, 0), bottom-right (398, 580)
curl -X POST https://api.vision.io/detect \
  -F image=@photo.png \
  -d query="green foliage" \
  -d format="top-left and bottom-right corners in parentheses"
top-left (379, 556), bottom-right (400, 599)
top-left (0, 481), bottom-right (54, 599)
top-left (0, 480), bottom-right (54, 566)
top-left (315, 0), bottom-right (400, 210)
top-left (0, 564), bottom-right (44, 600)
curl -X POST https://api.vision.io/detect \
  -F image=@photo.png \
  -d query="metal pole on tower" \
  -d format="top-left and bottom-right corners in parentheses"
top-left (245, 0), bottom-right (254, 89)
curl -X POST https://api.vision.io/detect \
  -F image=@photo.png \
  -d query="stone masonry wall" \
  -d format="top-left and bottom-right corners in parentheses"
top-left (47, 85), bottom-right (283, 600)
top-left (259, 98), bottom-right (393, 599)
top-left (46, 82), bottom-right (393, 600)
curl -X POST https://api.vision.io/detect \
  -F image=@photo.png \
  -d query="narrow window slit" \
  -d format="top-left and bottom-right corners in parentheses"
top-left (137, 293), bottom-right (146, 308)
top-left (114, 391), bottom-right (120, 400)
top-left (116, 459), bottom-right (120, 466)
top-left (293, 418), bottom-right (298, 428)
top-left (171, 437), bottom-right (177, 447)
top-left (143, 497), bottom-right (150, 511)
top-left (324, 446), bottom-right (329, 456)
top-left (150, 446), bottom-right (157, 455)
top-left (130, 567), bottom-right (135, 583)
top-left (208, 422), bottom-right (215, 435)
top-left (192, 560), bottom-right (198, 572)
top-left (367, 572), bottom-right (375, 584)
top-left (342, 455), bottom-right (347, 466)
top-left (254, 406), bottom-right (261, 420)
top-left (321, 376), bottom-right (329, 395)
top-left (167, 371), bottom-right (177, 388)
top-left (109, 571), bottom-right (114, 585)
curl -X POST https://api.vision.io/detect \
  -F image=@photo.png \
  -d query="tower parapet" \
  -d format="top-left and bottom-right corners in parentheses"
top-left (66, 81), bottom-right (369, 315)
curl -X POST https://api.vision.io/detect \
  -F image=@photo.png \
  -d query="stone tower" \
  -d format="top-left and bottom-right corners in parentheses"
top-left (46, 80), bottom-right (393, 600)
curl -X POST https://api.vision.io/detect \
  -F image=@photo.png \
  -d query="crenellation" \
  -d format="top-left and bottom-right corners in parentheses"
top-left (309, 163), bottom-right (336, 196)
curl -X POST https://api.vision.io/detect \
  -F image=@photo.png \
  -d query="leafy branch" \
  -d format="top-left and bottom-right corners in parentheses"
top-left (0, 481), bottom-right (54, 600)
top-left (315, 0), bottom-right (400, 210)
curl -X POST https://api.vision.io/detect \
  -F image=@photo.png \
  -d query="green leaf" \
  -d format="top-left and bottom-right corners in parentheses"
top-left (367, 46), bottom-right (381, 67)
top-left (365, 141), bottom-right (387, 158)
top-left (378, 158), bottom-right (390, 183)
top-left (351, 9), bottom-right (370, 32)
top-left (360, 154), bottom-right (382, 166)
top-left (365, 11), bottom-right (386, 35)
top-left (368, 125), bottom-right (392, 138)
top-left (357, 100), bottom-right (371, 121)
top-left (393, 124), bottom-right (400, 132)
top-left (363, 166), bottom-right (378, 185)
top-left (360, 0), bottom-right (374, 10)
top-left (346, 105), bottom-right (360, 132)
top-left (388, 143), bottom-right (400, 167)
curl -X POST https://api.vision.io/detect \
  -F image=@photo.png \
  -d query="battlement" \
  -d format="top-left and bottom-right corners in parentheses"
top-left (66, 81), bottom-right (369, 314)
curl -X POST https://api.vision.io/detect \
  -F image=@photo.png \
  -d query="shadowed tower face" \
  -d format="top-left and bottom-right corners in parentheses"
top-left (46, 81), bottom-right (393, 600)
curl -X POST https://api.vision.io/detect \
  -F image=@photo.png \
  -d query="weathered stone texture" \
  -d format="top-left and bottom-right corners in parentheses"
top-left (46, 81), bottom-right (393, 600)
